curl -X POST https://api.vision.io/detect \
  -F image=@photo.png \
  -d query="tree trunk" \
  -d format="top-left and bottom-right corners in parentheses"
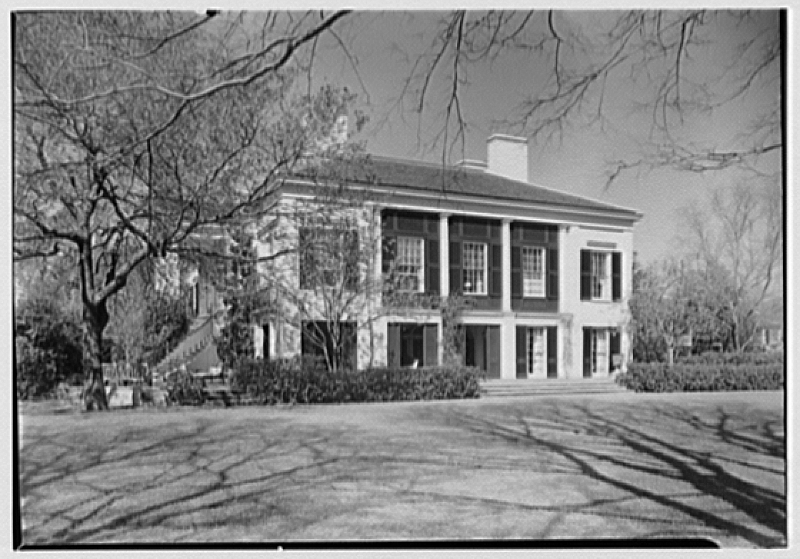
top-left (82, 302), bottom-right (110, 411)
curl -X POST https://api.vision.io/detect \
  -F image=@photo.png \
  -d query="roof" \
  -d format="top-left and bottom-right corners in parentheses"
top-left (291, 154), bottom-right (642, 219)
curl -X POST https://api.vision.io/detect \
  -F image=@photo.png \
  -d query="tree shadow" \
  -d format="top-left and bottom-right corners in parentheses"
top-left (19, 410), bottom-right (382, 544)
top-left (426, 399), bottom-right (785, 547)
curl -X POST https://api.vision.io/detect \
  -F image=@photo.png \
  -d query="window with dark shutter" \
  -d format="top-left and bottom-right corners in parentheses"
top-left (612, 252), bottom-right (622, 301)
top-left (609, 330), bottom-right (621, 372)
top-left (490, 243), bottom-right (502, 297)
top-left (387, 324), bottom-right (401, 368)
top-left (427, 239), bottom-right (440, 295)
top-left (516, 326), bottom-right (527, 379)
top-left (547, 326), bottom-right (558, 378)
top-left (382, 236), bottom-right (396, 276)
top-left (582, 327), bottom-right (592, 378)
top-left (449, 241), bottom-right (462, 295)
top-left (423, 324), bottom-right (438, 366)
top-left (511, 246), bottom-right (522, 299)
top-left (547, 248), bottom-right (559, 300)
top-left (580, 250), bottom-right (591, 300)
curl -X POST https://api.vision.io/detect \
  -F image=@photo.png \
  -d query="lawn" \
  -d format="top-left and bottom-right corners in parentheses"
top-left (18, 391), bottom-right (786, 547)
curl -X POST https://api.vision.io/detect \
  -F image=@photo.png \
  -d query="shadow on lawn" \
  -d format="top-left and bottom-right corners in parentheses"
top-left (20, 413), bottom-right (371, 544)
top-left (426, 400), bottom-right (786, 547)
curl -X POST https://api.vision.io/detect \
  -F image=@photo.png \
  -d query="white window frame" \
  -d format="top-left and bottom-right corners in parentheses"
top-left (522, 246), bottom-right (546, 298)
top-left (462, 241), bottom-right (488, 295)
top-left (591, 329), bottom-right (609, 375)
top-left (590, 251), bottom-right (611, 301)
top-left (396, 236), bottom-right (425, 293)
top-left (526, 327), bottom-right (547, 378)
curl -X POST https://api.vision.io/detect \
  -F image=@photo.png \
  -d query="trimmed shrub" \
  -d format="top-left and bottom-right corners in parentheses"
top-left (616, 361), bottom-right (784, 393)
top-left (677, 350), bottom-right (784, 367)
top-left (229, 357), bottom-right (485, 404)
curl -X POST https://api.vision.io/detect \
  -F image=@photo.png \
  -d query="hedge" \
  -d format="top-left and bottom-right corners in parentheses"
top-left (677, 351), bottom-right (784, 367)
top-left (229, 357), bottom-right (485, 404)
top-left (616, 362), bottom-right (784, 393)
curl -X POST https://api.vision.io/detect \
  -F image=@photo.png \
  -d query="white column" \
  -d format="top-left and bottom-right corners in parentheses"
top-left (439, 213), bottom-right (450, 297)
top-left (501, 219), bottom-right (512, 312)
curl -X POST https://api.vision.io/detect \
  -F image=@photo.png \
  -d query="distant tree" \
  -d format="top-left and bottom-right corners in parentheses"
top-left (14, 11), bottom-right (352, 409)
top-left (629, 258), bottom-right (728, 364)
top-left (679, 180), bottom-right (783, 352)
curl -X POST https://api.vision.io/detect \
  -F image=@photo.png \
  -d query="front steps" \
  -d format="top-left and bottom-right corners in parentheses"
top-left (481, 377), bottom-right (628, 398)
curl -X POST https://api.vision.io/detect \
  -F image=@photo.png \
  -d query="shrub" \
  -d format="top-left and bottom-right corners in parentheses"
top-left (15, 297), bottom-right (84, 400)
top-left (229, 357), bottom-right (485, 404)
top-left (677, 351), bottom-right (784, 367)
top-left (616, 361), bottom-right (784, 393)
top-left (165, 369), bottom-right (205, 406)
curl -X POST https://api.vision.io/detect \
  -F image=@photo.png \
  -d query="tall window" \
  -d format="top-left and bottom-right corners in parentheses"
top-left (526, 327), bottom-right (545, 377)
top-left (299, 227), bottom-right (359, 289)
top-left (522, 247), bottom-right (545, 297)
top-left (591, 329), bottom-right (609, 375)
top-left (591, 252), bottom-right (609, 300)
top-left (396, 237), bottom-right (425, 292)
top-left (462, 242), bottom-right (487, 295)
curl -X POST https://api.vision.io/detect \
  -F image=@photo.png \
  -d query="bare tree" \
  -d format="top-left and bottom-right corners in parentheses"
top-left (398, 10), bottom-right (781, 182)
top-left (629, 258), bottom-right (730, 364)
top-left (13, 11), bottom-right (351, 409)
top-left (679, 180), bottom-right (782, 352)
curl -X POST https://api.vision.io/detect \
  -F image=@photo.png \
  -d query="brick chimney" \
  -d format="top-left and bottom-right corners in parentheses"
top-left (486, 134), bottom-right (529, 182)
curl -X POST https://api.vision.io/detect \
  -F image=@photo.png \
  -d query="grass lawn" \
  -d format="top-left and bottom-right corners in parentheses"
top-left (18, 391), bottom-right (786, 547)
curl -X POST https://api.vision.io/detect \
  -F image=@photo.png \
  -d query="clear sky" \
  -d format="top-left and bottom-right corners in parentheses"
top-left (305, 10), bottom-right (782, 264)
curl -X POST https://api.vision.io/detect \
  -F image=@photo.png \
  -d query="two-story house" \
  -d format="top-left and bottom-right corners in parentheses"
top-left (249, 134), bottom-right (642, 381)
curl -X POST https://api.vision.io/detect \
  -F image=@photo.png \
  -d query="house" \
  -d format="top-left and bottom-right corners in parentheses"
top-left (240, 134), bottom-right (643, 380)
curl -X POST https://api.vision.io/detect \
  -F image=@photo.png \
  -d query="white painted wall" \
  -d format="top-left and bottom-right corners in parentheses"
top-left (559, 225), bottom-right (634, 378)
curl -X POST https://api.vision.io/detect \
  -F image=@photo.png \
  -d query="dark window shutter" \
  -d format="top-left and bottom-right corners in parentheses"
top-left (612, 252), bottom-right (622, 301)
top-left (423, 324), bottom-right (438, 367)
top-left (490, 243), bottom-right (502, 297)
top-left (487, 326), bottom-right (501, 379)
top-left (609, 330), bottom-right (621, 372)
top-left (547, 326), bottom-right (558, 378)
top-left (547, 248), bottom-right (559, 300)
top-left (511, 246), bottom-right (522, 299)
top-left (516, 326), bottom-right (527, 379)
top-left (382, 236), bottom-right (396, 276)
top-left (580, 250), bottom-right (591, 300)
top-left (583, 328), bottom-right (592, 378)
top-left (263, 324), bottom-right (270, 360)
top-left (449, 241), bottom-right (462, 295)
top-left (427, 239), bottom-right (440, 295)
top-left (387, 324), bottom-right (401, 368)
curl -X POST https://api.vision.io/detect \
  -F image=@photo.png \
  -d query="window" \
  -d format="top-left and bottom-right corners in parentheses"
top-left (526, 327), bottom-right (546, 377)
top-left (591, 252), bottom-right (609, 300)
top-left (522, 247), bottom-right (545, 297)
top-left (299, 227), bottom-right (359, 289)
top-left (591, 329), bottom-right (609, 375)
top-left (462, 242), bottom-right (487, 295)
top-left (396, 237), bottom-right (425, 292)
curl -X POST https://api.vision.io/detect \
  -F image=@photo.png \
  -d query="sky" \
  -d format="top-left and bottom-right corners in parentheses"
top-left (302, 10), bottom-right (782, 265)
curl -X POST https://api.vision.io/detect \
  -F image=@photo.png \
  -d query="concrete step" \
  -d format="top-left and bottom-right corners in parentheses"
top-left (480, 378), bottom-right (628, 397)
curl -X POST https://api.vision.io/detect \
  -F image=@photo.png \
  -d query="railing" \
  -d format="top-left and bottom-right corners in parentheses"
top-left (155, 314), bottom-right (215, 374)
top-left (102, 362), bottom-right (148, 386)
